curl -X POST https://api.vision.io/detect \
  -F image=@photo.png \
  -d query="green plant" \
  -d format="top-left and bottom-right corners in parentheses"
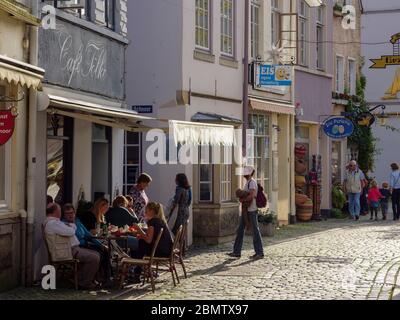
top-left (258, 211), bottom-right (277, 224)
top-left (331, 208), bottom-right (347, 219)
top-left (332, 185), bottom-right (346, 210)
top-left (334, 2), bottom-right (343, 12)
top-left (346, 74), bottom-right (377, 171)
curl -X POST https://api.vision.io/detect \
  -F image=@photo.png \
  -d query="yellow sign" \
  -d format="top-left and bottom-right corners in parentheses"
top-left (370, 33), bottom-right (400, 69)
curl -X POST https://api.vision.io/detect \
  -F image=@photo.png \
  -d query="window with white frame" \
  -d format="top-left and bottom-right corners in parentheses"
top-left (43, 0), bottom-right (90, 20)
top-left (221, 0), bottom-right (234, 56)
top-left (335, 55), bottom-right (344, 93)
top-left (298, 1), bottom-right (308, 66)
top-left (271, 0), bottom-right (281, 46)
top-left (348, 58), bottom-right (356, 95)
top-left (316, 6), bottom-right (325, 70)
top-left (123, 132), bottom-right (141, 195)
top-left (196, 0), bottom-right (211, 50)
top-left (250, 0), bottom-right (260, 60)
top-left (221, 146), bottom-right (232, 202)
top-left (248, 114), bottom-right (271, 196)
top-left (199, 145), bottom-right (213, 202)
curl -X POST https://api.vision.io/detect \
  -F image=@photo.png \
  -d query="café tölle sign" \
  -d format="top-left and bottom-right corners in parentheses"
top-left (370, 33), bottom-right (400, 68)
top-left (0, 110), bottom-right (16, 146)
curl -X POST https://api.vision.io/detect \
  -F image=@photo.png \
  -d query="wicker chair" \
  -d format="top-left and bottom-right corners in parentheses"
top-left (42, 227), bottom-right (79, 290)
top-left (175, 221), bottom-right (188, 279)
top-left (145, 225), bottom-right (183, 286)
top-left (119, 228), bottom-right (163, 293)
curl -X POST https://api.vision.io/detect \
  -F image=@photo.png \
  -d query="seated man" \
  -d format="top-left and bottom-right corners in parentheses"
top-left (62, 204), bottom-right (112, 285)
top-left (44, 203), bottom-right (100, 290)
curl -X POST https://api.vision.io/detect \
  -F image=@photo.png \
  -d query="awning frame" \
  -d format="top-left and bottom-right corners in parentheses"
top-left (47, 95), bottom-right (158, 132)
top-left (0, 54), bottom-right (45, 90)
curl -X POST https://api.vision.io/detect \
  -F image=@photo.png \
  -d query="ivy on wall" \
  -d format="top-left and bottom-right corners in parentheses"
top-left (346, 74), bottom-right (377, 172)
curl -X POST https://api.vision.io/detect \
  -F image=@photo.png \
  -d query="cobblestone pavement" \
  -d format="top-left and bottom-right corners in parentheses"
top-left (2, 215), bottom-right (400, 300)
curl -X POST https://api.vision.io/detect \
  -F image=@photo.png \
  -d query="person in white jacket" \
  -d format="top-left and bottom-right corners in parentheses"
top-left (44, 203), bottom-right (100, 289)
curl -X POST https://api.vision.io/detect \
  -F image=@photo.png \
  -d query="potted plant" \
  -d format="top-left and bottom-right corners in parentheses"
top-left (333, 3), bottom-right (343, 16)
top-left (331, 184), bottom-right (348, 219)
top-left (257, 210), bottom-right (277, 237)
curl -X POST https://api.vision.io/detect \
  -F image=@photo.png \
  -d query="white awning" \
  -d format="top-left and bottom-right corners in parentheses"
top-left (0, 55), bottom-right (44, 90)
top-left (170, 120), bottom-right (236, 147)
top-left (47, 95), bottom-right (157, 132)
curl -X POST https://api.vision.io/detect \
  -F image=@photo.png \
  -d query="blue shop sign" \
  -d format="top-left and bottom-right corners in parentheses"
top-left (132, 105), bottom-right (153, 114)
top-left (323, 117), bottom-right (354, 139)
top-left (257, 64), bottom-right (292, 86)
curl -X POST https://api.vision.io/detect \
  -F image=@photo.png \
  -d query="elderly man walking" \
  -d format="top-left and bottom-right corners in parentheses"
top-left (344, 161), bottom-right (366, 221)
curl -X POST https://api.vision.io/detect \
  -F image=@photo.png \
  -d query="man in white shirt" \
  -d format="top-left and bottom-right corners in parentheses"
top-left (44, 203), bottom-right (100, 289)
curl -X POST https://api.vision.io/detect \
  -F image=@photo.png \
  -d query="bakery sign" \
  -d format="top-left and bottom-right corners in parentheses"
top-left (370, 33), bottom-right (400, 68)
top-left (0, 110), bottom-right (16, 145)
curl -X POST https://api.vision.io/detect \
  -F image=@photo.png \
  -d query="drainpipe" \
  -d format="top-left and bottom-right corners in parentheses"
top-left (243, 0), bottom-right (249, 159)
top-left (25, 0), bottom-right (40, 286)
top-left (20, 210), bottom-right (27, 286)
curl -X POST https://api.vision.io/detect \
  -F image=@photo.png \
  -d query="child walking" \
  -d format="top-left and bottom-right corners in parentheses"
top-left (368, 181), bottom-right (384, 221)
top-left (379, 182), bottom-right (391, 220)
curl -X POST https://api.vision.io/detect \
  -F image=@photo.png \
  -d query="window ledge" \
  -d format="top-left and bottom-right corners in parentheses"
top-left (0, 210), bottom-right (20, 221)
top-left (193, 202), bottom-right (239, 210)
top-left (219, 56), bottom-right (239, 69)
top-left (194, 50), bottom-right (216, 64)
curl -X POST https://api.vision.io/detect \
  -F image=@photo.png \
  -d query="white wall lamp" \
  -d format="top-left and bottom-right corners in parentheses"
top-left (304, 0), bottom-right (323, 7)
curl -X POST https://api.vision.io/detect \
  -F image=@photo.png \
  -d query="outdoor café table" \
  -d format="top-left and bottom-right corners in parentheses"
top-left (93, 233), bottom-right (135, 275)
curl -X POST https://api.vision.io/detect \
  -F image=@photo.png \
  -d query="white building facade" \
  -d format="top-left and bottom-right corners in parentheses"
top-left (127, 0), bottom-right (245, 244)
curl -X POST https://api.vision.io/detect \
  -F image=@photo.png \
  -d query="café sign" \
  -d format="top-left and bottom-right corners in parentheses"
top-left (255, 64), bottom-right (292, 87)
top-left (0, 110), bottom-right (16, 145)
top-left (323, 116), bottom-right (354, 139)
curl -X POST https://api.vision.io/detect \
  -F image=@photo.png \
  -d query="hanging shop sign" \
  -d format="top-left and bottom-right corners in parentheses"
top-left (0, 110), bottom-right (16, 145)
top-left (323, 116), bottom-right (354, 139)
top-left (356, 112), bottom-right (375, 127)
top-left (370, 33), bottom-right (400, 69)
top-left (255, 64), bottom-right (292, 87)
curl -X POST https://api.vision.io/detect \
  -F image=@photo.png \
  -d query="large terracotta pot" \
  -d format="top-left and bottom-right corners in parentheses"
top-left (295, 176), bottom-right (307, 188)
top-left (295, 193), bottom-right (309, 206)
top-left (296, 200), bottom-right (313, 222)
top-left (295, 159), bottom-right (307, 175)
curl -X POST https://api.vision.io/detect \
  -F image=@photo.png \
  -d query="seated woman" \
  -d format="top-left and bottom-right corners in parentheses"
top-left (62, 204), bottom-right (112, 286)
top-left (78, 198), bottom-right (109, 235)
top-left (131, 202), bottom-right (173, 282)
top-left (105, 195), bottom-right (139, 255)
top-left (105, 196), bottom-right (139, 227)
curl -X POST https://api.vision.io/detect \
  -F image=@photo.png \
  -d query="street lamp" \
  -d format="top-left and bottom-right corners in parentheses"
top-left (304, 0), bottom-right (323, 7)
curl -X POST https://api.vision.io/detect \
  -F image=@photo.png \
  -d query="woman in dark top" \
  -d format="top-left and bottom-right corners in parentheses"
top-left (78, 198), bottom-right (109, 235)
top-left (131, 202), bottom-right (173, 282)
top-left (105, 195), bottom-right (139, 227)
top-left (169, 173), bottom-right (191, 236)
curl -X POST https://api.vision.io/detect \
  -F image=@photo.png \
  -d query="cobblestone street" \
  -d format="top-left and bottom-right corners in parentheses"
top-left (2, 215), bottom-right (400, 300)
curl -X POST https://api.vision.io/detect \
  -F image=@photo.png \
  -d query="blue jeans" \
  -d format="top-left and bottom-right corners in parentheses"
top-left (233, 211), bottom-right (264, 256)
top-left (348, 193), bottom-right (361, 218)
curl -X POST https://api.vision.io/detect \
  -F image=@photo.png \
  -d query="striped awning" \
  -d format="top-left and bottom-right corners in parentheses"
top-left (0, 55), bottom-right (44, 90)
